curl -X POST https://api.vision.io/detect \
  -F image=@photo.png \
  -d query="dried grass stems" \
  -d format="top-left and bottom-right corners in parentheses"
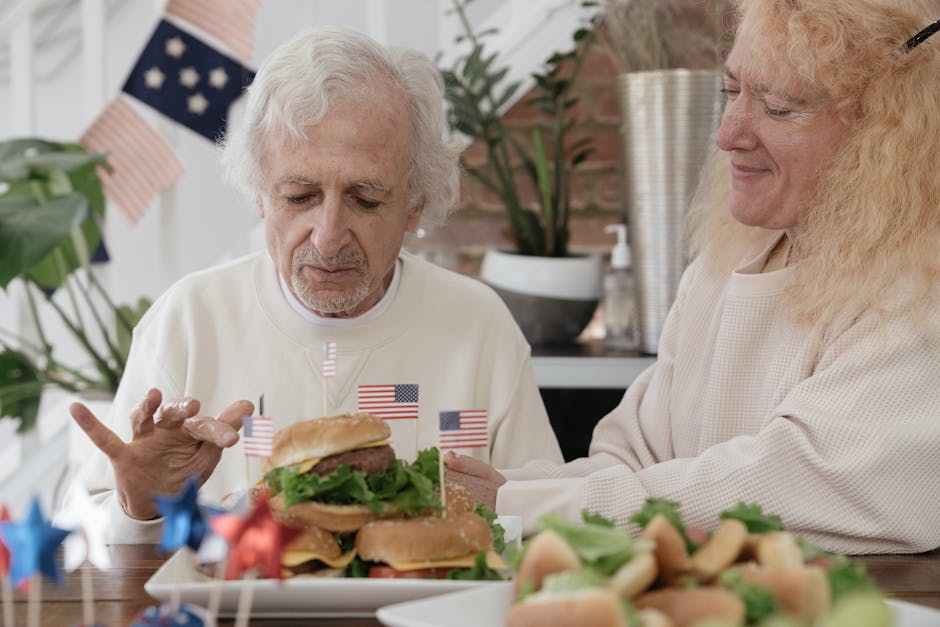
top-left (599, 0), bottom-right (732, 72)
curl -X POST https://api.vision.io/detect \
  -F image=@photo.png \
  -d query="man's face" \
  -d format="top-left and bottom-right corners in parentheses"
top-left (258, 88), bottom-right (421, 317)
top-left (716, 41), bottom-right (847, 231)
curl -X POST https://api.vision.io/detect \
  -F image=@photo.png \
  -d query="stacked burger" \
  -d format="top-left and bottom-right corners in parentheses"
top-left (261, 413), bottom-right (506, 579)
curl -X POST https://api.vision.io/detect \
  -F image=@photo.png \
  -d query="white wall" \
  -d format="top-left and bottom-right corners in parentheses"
top-left (0, 0), bottom-right (509, 309)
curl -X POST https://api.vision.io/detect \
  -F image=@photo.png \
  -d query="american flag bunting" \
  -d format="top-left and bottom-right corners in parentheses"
top-left (242, 415), bottom-right (274, 457)
top-left (165, 0), bottom-right (263, 63)
top-left (438, 410), bottom-right (488, 450)
top-left (122, 19), bottom-right (255, 143)
top-left (79, 97), bottom-right (185, 225)
top-left (358, 384), bottom-right (419, 421)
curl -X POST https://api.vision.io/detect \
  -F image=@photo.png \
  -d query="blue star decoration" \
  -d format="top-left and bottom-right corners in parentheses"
top-left (122, 19), bottom-right (254, 143)
top-left (0, 495), bottom-right (71, 587)
top-left (155, 476), bottom-right (209, 552)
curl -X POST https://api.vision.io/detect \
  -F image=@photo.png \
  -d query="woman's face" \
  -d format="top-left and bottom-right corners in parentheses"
top-left (716, 39), bottom-right (848, 231)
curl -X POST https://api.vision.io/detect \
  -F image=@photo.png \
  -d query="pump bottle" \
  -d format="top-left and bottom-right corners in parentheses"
top-left (603, 224), bottom-right (638, 351)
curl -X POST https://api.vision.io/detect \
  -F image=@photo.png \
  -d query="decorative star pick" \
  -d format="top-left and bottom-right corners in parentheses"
top-left (56, 488), bottom-right (112, 572)
top-left (154, 476), bottom-right (208, 552)
top-left (0, 496), bottom-right (71, 587)
top-left (0, 505), bottom-right (10, 576)
top-left (193, 501), bottom-right (230, 566)
top-left (210, 492), bottom-right (301, 580)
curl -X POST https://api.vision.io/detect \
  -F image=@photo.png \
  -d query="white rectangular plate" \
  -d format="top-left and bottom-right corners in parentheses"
top-left (145, 550), bottom-right (508, 618)
top-left (144, 515), bottom-right (521, 618)
top-left (376, 585), bottom-right (940, 627)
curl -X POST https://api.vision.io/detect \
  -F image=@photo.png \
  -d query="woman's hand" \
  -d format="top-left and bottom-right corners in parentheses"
top-left (70, 387), bottom-right (253, 520)
top-left (443, 450), bottom-right (507, 510)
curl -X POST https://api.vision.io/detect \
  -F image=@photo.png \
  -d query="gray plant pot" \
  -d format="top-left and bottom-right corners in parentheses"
top-left (480, 250), bottom-right (602, 347)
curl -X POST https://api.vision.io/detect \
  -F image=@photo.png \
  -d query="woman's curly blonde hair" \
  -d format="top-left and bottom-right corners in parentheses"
top-left (688, 0), bottom-right (940, 332)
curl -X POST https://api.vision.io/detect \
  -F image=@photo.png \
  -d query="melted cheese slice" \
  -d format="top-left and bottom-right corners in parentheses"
top-left (293, 439), bottom-right (391, 475)
top-left (282, 548), bottom-right (357, 569)
top-left (388, 550), bottom-right (507, 572)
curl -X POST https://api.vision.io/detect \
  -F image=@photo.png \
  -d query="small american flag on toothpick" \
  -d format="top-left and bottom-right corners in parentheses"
top-left (322, 340), bottom-right (337, 378)
top-left (243, 396), bottom-right (273, 458)
top-left (438, 410), bottom-right (488, 450)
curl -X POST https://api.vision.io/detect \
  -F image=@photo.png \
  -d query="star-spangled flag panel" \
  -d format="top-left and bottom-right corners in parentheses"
top-left (79, 96), bottom-right (185, 225)
top-left (438, 409), bottom-right (488, 450)
top-left (358, 384), bottom-right (419, 421)
top-left (242, 415), bottom-right (274, 458)
top-left (122, 19), bottom-right (255, 143)
top-left (322, 340), bottom-right (337, 379)
top-left (165, 0), bottom-right (263, 64)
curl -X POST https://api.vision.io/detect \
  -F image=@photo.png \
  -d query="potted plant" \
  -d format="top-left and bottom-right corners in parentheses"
top-left (597, 0), bottom-right (729, 353)
top-left (0, 138), bottom-right (150, 435)
top-left (441, 0), bottom-right (603, 346)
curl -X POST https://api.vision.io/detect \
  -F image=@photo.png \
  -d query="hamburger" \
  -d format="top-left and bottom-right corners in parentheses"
top-left (353, 511), bottom-right (507, 579)
top-left (262, 413), bottom-right (442, 532)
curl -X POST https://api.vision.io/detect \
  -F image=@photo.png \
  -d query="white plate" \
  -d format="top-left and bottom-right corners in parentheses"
top-left (144, 515), bottom-right (521, 618)
top-left (376, 585), bottom-right (940, 627)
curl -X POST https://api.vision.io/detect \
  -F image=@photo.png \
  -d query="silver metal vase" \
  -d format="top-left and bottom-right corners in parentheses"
top-left (617, 69), bottom-right (723, 354)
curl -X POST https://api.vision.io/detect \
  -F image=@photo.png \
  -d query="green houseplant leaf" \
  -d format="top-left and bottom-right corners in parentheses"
top-left (442, 0), bottom-right (595, 258)
top-left (0, 138), bottom-right (148, 432)
top-left (0, 192), bottom-right (89, 288)
top-left (0, 348), bottom-right (43, 433)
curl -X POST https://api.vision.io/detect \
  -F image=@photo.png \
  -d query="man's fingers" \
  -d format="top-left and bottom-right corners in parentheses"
top-left (216, 400), bottom-right (255, 431)
top-left (129, 388), bottom-right (162, 439)
top-left (182, 416), bottom-right (240, 448)
top-left (154, 397), bottom-right (201, 429)
top-left (70, 402), bottom-right (125, 460)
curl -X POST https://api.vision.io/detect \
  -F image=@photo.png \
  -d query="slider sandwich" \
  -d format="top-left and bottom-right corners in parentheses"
top-left (355, 510), bottom-right (507, 579)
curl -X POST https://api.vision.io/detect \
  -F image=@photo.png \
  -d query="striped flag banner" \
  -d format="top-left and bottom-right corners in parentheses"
top-left (358, 384), bottom-right (419, 421)
top-left (242, 415), bottom-right (274, 457)
top-left (79, 97), bottom-right (185, 225)
top-left (322, 340), bottom-right (337, 378)
top-left (165, 0), bottom-right (263, 63)
top-left (438, 410), bottom-right (488, 450)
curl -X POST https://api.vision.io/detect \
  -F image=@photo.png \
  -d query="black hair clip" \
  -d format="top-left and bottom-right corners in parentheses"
top-left (904, 18), bottom-right (940, 50)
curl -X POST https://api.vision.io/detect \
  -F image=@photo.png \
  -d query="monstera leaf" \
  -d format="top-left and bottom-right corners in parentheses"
top-left (0, 192), bottom-right (89, 288)
top-left (0, 349), bottom-right (43, 433)
top-left (0, 139), bottom-right (106, 290)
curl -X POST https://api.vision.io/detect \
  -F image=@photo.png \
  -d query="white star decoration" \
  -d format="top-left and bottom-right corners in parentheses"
top-left (57, 487), bottom-right (112, 571)
top-left (188, 92), bottom-right (209, 114)
top-left (179, 66), bottom-right (201, 88)
top-left (144, 67), bottom-right (166, 89)
top-left (208, 67), bottom-right (229, 89)
top-left (165, 36), bottom-right (186, 58)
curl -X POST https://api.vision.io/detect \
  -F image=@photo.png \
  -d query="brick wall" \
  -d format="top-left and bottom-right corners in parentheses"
top-left (432, 38), bottom-right (628, 277)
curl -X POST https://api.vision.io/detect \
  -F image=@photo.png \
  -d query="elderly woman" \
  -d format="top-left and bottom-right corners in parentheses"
top-left (448, 0), bottom-right (940, 554)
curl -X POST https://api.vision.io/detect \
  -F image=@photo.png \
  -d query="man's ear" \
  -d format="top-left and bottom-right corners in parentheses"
top-left (256, 198), bottom-right (266, 219)
top-left (406, 203), bottom-right (423, 231)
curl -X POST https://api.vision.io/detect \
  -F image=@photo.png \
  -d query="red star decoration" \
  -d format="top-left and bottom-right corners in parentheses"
top-left (209, 492), bottom-right (301, 580)
top-left (0, 505), bottom-right (10, 575)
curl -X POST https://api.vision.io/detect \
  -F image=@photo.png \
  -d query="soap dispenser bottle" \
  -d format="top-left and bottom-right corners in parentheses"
top-left (603, 224), bottom-right (638, 351)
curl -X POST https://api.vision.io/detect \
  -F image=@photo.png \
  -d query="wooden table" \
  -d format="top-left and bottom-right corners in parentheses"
top-left (8, 545), bottom-right (939, 626)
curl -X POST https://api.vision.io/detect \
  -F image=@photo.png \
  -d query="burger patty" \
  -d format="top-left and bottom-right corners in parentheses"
top-left (310, 445), bottom-right (395, 477)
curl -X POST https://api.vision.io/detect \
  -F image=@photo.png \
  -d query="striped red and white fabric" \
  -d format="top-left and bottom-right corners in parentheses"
top-left (80, 97), bottom-right (185, 225)
top-left (165, 0), bottom-right (263, 63)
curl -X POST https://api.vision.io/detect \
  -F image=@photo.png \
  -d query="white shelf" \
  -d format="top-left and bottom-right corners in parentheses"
top-left (532, 341), bottom-right (656, 389)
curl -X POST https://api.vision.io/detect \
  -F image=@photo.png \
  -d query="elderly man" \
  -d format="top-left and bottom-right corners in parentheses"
top-left (63, 25), bottom-right (562, 542)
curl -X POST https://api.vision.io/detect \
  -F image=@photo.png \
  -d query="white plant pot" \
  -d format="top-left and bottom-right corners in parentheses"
top-left (480, 250), bottom-right (602, 346)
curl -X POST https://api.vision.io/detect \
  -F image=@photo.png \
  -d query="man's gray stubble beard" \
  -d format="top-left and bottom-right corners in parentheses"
top-left (290, 244), bottom-right (370, 314)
